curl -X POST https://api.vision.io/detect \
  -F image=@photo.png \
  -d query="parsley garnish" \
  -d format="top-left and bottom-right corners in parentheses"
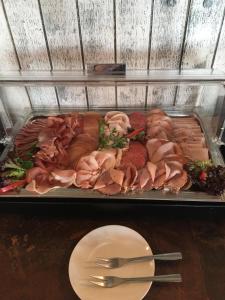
top-left (99, 120), bottom-right (128, 149)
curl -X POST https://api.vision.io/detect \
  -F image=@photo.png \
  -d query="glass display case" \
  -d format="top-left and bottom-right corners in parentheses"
top-left (0, 69), bottom-right (224, 203)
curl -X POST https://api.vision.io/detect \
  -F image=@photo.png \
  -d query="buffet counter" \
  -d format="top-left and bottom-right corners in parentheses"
top-left (0, 205), bottom-right (224, 300)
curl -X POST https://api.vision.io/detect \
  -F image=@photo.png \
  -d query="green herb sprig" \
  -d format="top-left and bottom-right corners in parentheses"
top-left (99, 120), bottom-right (128, 149)
top-left (3, 157), bottom-right (33, 180)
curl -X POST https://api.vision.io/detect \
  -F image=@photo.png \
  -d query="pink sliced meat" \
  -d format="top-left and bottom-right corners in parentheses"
top-left (154, 173), bottom-right (166, 189)
top-left (182, 147), bottom-right (209, 161)
top-left (98, 183), bottom-right (122, 195)
top-left (146, 138), bottom-right (168, 160)
top-left (164, 170), bottom-right (188, 192)
top-left (122, 164), bottom-right (138, 192)
top-left (151, 142), bottom-right (176, 163)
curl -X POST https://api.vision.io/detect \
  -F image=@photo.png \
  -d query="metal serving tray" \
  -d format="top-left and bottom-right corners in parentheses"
top-left (0, 106), bottom-right (224, 203)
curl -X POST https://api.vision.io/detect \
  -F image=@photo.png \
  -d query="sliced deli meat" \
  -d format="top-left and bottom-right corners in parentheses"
top-left (105, 111), bottom-right (131, 135)
top-left (12, 108), bottom-right (210, 196)
top-left (129, 112), bottom-right (146, 130)
top-left (121, 141), bottom-right (147, 170)
top-left (75, 149), bottom-right (116, 189)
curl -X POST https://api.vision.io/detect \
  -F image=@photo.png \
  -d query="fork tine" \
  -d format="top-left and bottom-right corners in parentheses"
top-left (90, 275), bottom-right (105, 280)
top-left (89, 280), bottom-right (105, 287)
top-left (95, 257), bottom-right (110, 262)
top-left (95, 262), bottom-right (111, 268)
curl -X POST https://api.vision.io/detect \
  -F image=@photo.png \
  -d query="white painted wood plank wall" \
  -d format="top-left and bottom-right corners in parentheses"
top-left (0, 0), bottom-right (225, 121)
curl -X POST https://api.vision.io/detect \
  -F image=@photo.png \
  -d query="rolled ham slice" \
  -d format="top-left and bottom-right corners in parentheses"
top-left (105, 111), bottom-right (131, 135)
top-left (25, 167), bottom-right (76, 194)
top-left (75, 149), bottom-right (116, 189)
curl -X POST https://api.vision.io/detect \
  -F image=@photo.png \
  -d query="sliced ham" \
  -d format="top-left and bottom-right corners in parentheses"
top-left (154, 173), bottom-right (166, 189)
top-left (94, 168), bottom-right (124, 195)
top-left (75, 150), bottom-right (116, 189)
top-left (146, 109), bottom-right (173, 140)
top-left (151, 142), bottom-right (177, 163)
top-left (146, 139), bottom-right (168, 159)
top-left (97, 183), bottom-right (122, 196)
top-left (93, 170), bottom-right (113, 190)
top-left (182, 147), bottom-right (209, 161)
top-left (164, 171), bottom-right (188, 192)
top-left (146, 162), bottom-right (157, 182)
top-left (122, 164), bottom-right (138, 192)
top-left (25, 167), bottom-right (76, 194)
top-left (139, 167), bottom-right (151, 189)
top-left (105, 111), bottom-right (131, 135)
top-left (170, 115), bottom-right (208, 162)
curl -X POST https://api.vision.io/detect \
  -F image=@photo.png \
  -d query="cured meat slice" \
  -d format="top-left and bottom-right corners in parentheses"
top-left (122, 164), bottom-right (138, 192)
top-left (146, 138), bottom-right (167, 159)
top-left (164, 171), bottom-right (188, 192)
top-left (67, 134), bottom-right (98, 168)
top-left (182, 147), bottom-right (209, 161)
top-left (75, 150), bottom-right (116, 189)
top-left (94, 168), bottom-right (124, 195)
top-left (83, 112), bottom-right (101, 138)
top-left (97, 183), bottom-right (122, 196)
top-left (121, 141), bottom-right (147, 170)
top-left (146, 109), bottom-right (173, 140)
top-left (105, 111), bottom-right (131, 135)
top-left (15, 118), bottom-right (47, 159)
top-left (151, 142), bottom-right (177, 163)
top-left (129, 112), bottom-right (146, 130)
top-left (25, 167), bottom-right (76, 194)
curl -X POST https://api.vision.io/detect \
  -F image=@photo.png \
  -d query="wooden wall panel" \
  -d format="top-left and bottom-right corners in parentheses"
top-left (57, 86), bottom-right (87, 108)
top-left (0, 0), bottom-right (225, 115)
top-left (117, 86), bottom-right (146, 108)
top-left (0, 0), bottom-right (17, 128)
top-left (78, 0), bottom-right (114, 64)
top-left (0, 0), bottom-right (18, 70)
top-left (3, 0), bottom-right (58, 108)
top-left (147, 84), bottom-right (177, 108)
top-left (176, 0), bottom-right (225, 107)
top-left (40, 0), bottom-right (82, 70)
top-left (0, 0), bottom-right (30, 126)
top-left (26, 86), bottom-right (58, 108)
top-left (150, 0), bottom-right (189, 69)
top-left (116, 0), bottom-right (152, 69)
top-left (214, 16), bottom-right (225, 71)
top-left (116, 0), bottom-right (152, 108)
top-left (40, 0), bottom-right (86, 108)
top-left (88, 87), bottom-right (116, 109)
top-left (147, 0), bottom-right (189, 108)
top-left (78, 0), bottom-right (115, 107)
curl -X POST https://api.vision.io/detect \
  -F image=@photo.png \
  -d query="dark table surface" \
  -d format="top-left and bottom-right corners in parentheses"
top-left (0, 203), bottom-right (225, 300)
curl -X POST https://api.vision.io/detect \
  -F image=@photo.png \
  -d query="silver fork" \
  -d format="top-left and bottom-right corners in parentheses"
top-left (95, 252), bottom-right (182, 268)
top-left (90, 274), bottom-right (182, 288)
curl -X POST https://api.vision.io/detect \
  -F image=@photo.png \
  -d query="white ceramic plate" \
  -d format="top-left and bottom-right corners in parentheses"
top-left (68, 225), bottom-right (155, 300)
